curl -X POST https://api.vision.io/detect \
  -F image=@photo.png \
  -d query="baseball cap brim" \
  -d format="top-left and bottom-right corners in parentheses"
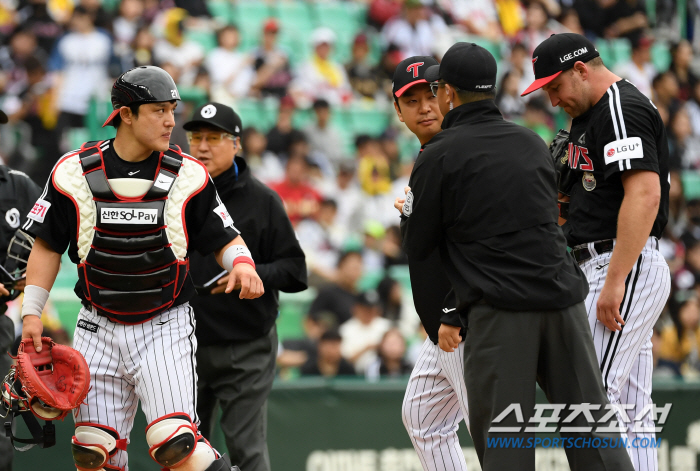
top-left (182, 119), bottom-right (233, 134)
top-left (394, 79), bottom-right (428, 97)
top-left (424, 64), bottom-right (440, 83)
top-left (521, 71), bottom-right (562, 97)
top-left (102, 108), bottom-right (121, 127)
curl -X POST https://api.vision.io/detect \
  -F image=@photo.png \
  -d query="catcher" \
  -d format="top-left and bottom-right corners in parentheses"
top-left (19, 66), bottom-right (260, 471)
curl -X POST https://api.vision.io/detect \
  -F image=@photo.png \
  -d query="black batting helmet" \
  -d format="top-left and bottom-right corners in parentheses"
top-left (102, 65), bottom-right (181, 127)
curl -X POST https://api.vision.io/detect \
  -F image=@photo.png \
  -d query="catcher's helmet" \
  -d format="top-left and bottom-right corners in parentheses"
top-left (102, 65), bottom-right (181, 128)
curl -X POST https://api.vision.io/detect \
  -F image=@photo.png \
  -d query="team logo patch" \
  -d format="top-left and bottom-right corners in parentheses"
top-left (100, 208), bottom-right (158, 224)
top-left (582, 172), bottom-right (596, 191)
top-left (27, 199), bottom-right (51, 223)
top-left (5, 208), bottom-right (19, 228)
top-left (560, 149), bottom-right (568, 165)
top-left (77, 319), bottom-right (99, 333)
top-left (201, 104), bottom-right (217, 118)
top-left (603, 137), bottom-right (643, 165)
top-left (214, 203), bottom-right (234, 228)
top-left (402, 191), bottom-right (414, 217)
top-left (406, 62), bottom-right (425, 78)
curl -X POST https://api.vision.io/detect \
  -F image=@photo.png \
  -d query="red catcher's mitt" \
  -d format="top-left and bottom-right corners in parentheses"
top-left (15, 337), bottom-right (90, 421)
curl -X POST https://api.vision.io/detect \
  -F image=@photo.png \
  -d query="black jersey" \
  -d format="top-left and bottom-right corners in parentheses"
top-left (24, 139), bottom-right (240, 310)
top-left (564, 79), bottom-right (670, 246)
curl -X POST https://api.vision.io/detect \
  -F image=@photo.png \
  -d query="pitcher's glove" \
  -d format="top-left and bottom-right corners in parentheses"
top-left (549, 129), bottom-right (577, 219)
top-left (12, 337), bottom-right (90, 420)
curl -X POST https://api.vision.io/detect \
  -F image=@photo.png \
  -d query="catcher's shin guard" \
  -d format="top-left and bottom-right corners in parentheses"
top-left (146, 413), bottom-right (217, 470)
top-left (71, 424), bottom-right (127, 471)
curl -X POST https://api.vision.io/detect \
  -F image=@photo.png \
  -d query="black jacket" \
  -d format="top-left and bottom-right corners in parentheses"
top-left (400, 145), bottom-right (452, 344)
top-left (401, 100), bottom-right (588, 326)
top-left (189, 158), bottom-right (307, 344)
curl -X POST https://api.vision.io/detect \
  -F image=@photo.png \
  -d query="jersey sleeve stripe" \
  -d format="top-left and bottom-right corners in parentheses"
top-left (612, 83), bottom-right (628, 139)
top-left (606, 89), bottom-right (621, 141)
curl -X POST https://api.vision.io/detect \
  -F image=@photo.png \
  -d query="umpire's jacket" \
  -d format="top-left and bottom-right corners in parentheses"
top-left (401, 100), bottom-right (588, 326)
top-left (189, 157), bottom-right (307, 344)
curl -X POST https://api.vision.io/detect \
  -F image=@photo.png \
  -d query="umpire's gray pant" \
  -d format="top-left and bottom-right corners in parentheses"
top-left (464, 302), bottom-right (635, 471)
top-left (197, 325), bottom-right (278, 471)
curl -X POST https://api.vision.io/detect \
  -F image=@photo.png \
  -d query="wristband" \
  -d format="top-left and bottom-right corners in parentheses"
top-left (222, 245), bottom-right (256, 272)
top-left (21, 285), bottom-right (50, 319)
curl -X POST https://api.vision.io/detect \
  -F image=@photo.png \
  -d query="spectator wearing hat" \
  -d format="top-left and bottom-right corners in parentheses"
top-left (346, 33), bottom-right (382, 100)
top-left (299, 330), bottom-right (356, 377)
top-left (613, 34), bottom-right (656, 99)
top-left (206, 25), bottom-right (255, 101)
top-left (340, 289), bottom-right (392, 374)
top-left (404, 42), bottom-right (634, 469)
top-left (250, 18), bottom-right (292, 99)
top-left (291, 27), bottom-right (352, 108)
top-left (184, 102), bottom-right (307, 471)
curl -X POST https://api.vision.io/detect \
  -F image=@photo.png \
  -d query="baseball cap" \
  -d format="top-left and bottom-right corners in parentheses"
top-left (183, 102), bottom-right (242, 136)
top-left (311, 27), bottom-right (336, 46)
top-left (0, 109), bottom-right (7, 125)
top-left (355, 290), bottom-right (381, 308)
top-left (263, 18), bottom-right (279, 34)
top-left (521, 33), bottom-right (600, 96)
top-left (424, 42), bottom-right (497, 92)
top-left (392, 55), bottom-right (439, 98)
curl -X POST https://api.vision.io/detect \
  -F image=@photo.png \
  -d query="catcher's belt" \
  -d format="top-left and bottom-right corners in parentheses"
top-left (1, 337), bottom-right (90, 451)
top-left (52, 140), bottom-right (208, 323)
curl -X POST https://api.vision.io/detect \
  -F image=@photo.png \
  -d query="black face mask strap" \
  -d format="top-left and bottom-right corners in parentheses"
top-left (4, 410), bottom-right (56, 451)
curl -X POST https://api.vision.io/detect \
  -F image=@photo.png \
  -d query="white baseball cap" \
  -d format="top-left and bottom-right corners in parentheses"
top-left (311, 27), bottom-right (336, 46)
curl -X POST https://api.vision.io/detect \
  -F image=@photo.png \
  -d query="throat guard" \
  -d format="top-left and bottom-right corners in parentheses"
top-left (53, 140), bottom-right (206, 323)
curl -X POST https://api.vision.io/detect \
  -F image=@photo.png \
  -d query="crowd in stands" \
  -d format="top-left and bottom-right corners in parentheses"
top-left (2, 0), bottom-right (700, 381)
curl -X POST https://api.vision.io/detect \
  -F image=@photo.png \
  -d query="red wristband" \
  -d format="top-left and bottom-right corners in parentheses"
top-left (233, 257), bottom-right (256, 269)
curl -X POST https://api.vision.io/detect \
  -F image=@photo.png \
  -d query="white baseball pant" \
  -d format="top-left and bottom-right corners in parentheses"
top-left (579, 237), bottom-right (671, 471)
top-left (402, 337), bottom-right (470, 471)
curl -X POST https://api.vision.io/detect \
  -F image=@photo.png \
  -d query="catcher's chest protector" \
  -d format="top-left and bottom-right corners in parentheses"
top-left (52, 141), bottom-right (208, 323)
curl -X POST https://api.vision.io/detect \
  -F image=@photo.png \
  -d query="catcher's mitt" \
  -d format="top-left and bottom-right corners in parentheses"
top-left (549, 129), bottom-right (577, 219)
top-left (14, 337), bottom-right (90, 421)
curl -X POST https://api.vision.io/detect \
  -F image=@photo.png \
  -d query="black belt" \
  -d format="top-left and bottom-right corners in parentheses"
top-left (572, 238), bottom-right (660, 264)
top-left (571, 240), bottom-right (615, 264)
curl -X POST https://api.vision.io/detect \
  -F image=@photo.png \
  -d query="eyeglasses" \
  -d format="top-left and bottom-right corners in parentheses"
top-left (187, 132), bottom-right (235, 146)
top-left (430, 81), bottom-right (461, 97)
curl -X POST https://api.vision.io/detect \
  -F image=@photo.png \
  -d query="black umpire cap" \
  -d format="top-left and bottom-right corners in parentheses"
top-left (183, 102), bottom-right (242, 137)
top-left (521, 33), bottom-right (599, 96)
top-left (424, 42), bottom-right (497, 92)
top-left (392, 55), bottom-right (439, 98)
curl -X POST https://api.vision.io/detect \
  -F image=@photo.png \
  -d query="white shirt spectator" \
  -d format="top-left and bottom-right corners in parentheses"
top-left (52, 30), bottom-right (112, 115)
top-left (206, 48), bottom-right (254, 98)
top-left (153, 38), bottom-right (203, 86)
top-left (340, 315), bottom-right (391, 374)
top-left (381, 14), bottom-right (447, 58)
top-left (614, 62), bottom-right (656, 99)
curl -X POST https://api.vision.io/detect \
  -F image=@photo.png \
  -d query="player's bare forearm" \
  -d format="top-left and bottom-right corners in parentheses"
top-left (26, 237), bottom-right (61, 291)
top-left (597, 170), bottom-right (659, 331)
top-left (607, 170), bottom-right (660, 285)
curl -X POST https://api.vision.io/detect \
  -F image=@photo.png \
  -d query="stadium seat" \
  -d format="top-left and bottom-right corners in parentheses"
top-left (387, 265), bottom-right (412, 291)
top-left (397, 133), bottom-right (421, 163)
top-left (66, 128), bottom-right (90, 152)
top-left (185, 29), bottom-right (218, 53)
top-left (611, 38), bottom-right (632, 66)
top-left (682, 170), bottom-right (700, 201)
top-left (208, 0), bottom-right (234, 24)
top-left (347, 106), bottom-right (391, 137)
top-left (233, 2), bottom-right (272, 38)
top-left (595, 40), bottom-right (614, 69)
top-left (179, 86), bottom-right (209, 106)
top-left (651, 41), bottom-right (671, 72)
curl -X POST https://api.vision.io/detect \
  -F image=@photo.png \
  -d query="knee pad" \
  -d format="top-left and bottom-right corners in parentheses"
top-left (146, 414), bottom-right (216, 471)
top-left (71, 423), bottom-right (127, 471)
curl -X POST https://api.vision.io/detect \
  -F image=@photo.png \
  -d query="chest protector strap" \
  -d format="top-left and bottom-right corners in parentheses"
top-left (75, 141), bottom-right (189, 324)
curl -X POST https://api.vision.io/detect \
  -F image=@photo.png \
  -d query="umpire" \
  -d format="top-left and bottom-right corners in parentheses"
top-left (185, 103), bottom-right (308, 471)
top-left (403, 42), bottom-right (634, 470)
top-left (0, 108), bottom-right (42, 471)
